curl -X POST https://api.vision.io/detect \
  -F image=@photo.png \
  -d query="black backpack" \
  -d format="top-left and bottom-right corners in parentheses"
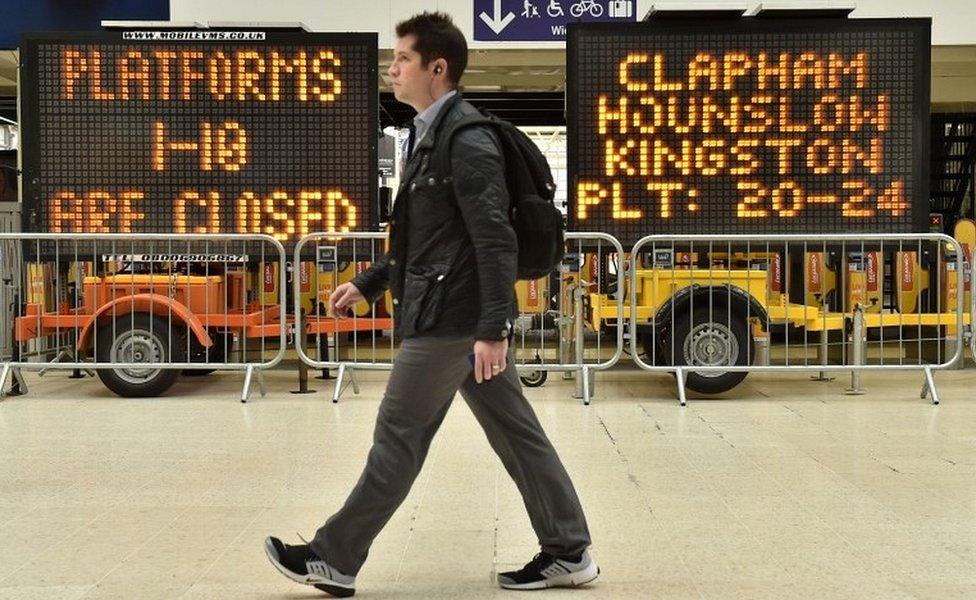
top-left (436, 113), bottom-right (565, 280)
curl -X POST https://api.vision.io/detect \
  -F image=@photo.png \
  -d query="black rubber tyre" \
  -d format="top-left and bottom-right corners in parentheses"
top-left (518, 354), bottom-right (548, 387)
top-left (95, 314), bottom-right (184, 397)
top-left (661, 304), bottom-right (754, 395)
top-left (520, 369), bottom-right (548, 387)
top-left (184, 331), bottom-right (234, 376)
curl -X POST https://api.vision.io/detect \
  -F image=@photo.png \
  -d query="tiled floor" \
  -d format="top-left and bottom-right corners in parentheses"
top-left (1, 367), bottom-right (975, 599)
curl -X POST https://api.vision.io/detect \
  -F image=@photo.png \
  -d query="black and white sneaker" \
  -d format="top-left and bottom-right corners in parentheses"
top-left (497, 550), bottom-right (599, 590)
top-left (264, 536), bottom-right (356, 597)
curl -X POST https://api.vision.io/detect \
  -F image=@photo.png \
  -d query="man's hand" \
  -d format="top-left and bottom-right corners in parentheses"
top-left (473, 338), bottom-right (508, 384)
top-left (329, 282), bottom-right (365, 317)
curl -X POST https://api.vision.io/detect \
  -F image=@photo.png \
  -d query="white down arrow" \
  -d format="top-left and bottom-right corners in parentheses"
top-left (479, 0), bottom-right (516, 35)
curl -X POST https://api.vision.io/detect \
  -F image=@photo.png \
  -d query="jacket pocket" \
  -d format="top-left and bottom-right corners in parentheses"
top-left (400, 265), bottom-right (451, 335)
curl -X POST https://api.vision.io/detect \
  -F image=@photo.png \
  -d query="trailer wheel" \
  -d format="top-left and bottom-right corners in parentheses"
top-left (662, 304), bottom-right (754, 395)
top-left (519, 367), bottom-right (548, 388)
top-left (95, 314), bottom-right (183, 397)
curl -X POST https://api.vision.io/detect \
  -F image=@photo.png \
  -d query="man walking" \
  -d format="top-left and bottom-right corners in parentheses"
top-left (265, 12), bottom-right (596, 597)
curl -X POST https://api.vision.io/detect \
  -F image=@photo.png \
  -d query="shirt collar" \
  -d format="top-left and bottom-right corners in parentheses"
top-left (413, 89), bottom-right (457, 144)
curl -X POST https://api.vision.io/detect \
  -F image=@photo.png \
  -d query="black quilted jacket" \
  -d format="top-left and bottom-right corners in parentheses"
top-left (352, 93), bottom-right (517, 340)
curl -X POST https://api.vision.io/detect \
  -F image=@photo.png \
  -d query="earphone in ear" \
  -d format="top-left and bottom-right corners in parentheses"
top-left (434, 66), bottom-right (442, 74)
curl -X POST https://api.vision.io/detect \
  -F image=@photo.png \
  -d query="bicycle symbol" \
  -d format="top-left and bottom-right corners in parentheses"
top-left (570, 0), bottom-right (603, 18)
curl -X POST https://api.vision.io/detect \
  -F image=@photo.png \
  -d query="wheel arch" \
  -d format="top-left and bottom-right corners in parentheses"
top-left (77, 294), bottom-right (212, 352)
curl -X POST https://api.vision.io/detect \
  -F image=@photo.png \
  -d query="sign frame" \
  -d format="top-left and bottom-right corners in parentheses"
top-left (566, 18), bottom-right (931, 243)
top-left (18, 30), bottom-right (379, 246)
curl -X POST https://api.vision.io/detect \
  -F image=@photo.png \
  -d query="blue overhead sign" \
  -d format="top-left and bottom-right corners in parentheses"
top-left (474, 0), bottom-right (637, 41)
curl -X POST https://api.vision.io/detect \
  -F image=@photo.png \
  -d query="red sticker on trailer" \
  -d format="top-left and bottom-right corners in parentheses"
top-left (300, 262), bottom-right (312, 293)
top-left (264, 263), bottom-right (275, 293)
top-left (771, 254), bottom-right (782, 293)
top-left (867, 253), bottom-right (879, 292)
top-left (527, 279), bottom-right (539, 309)
top-left (807, 253), bottom-right (822, 294)
top-left (963, 243), bottom-right (971, 292)
top-left (901, 252), bottom-right (915, 292)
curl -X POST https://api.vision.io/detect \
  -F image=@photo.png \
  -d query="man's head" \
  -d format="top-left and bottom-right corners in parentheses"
top-left (389, 12), bottom-right (468, 111)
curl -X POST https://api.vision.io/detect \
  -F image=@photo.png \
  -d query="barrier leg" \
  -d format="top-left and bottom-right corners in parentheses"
top-left (348, 367), bottom-right (360, 395)
top-left (332, 363), bottom-right (346, 404)
top-left (291, 322), bottom-right (315, 394)
top-left (845, 307), bottom-right (866, 395)
top-left (241, 365), bottom-right (255, 403)
top-left (11, 368), bottom-right (26, 395)
top-left (292, 361), bottom-right (315, 394)
top-left (257, 368), bottom-right (266, 398)
top-left (316, 334), bottom-right (333, 380)
top-left (675, 367), bottom-right (687, 407)
top-left (921, 366), bottom-right (940, 405)
top-left (331, 364), bottom-right (361, 403)
top-left (811, 330), bottom-right (834, 382)
top-left (572, 366), bottom-right (595, 402)
top-left (579, 367), bottom-right (592, 406)
top-left (37, 348), bottom-right (71, 377)
top-left (0, 363), bottom-right (10, 398)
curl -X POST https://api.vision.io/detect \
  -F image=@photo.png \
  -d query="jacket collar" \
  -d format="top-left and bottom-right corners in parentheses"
top-left (411, 91), bottom-right (463, 155)
top-left (398, 92), bottom-right (464, 187)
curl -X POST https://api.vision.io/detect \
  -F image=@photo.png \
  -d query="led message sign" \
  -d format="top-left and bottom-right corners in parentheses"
top-left (20, 31), bottom-right (377, 245)
top-left (567, 19), bottom-right (930, 245)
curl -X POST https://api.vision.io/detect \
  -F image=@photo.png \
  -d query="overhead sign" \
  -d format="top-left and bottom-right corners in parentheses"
top-left (474, 0), bottom-right (637, 41)
top-left (567, 18), bottom-right (931, 245)
top-left (20, 31), bottom-right (377, 247)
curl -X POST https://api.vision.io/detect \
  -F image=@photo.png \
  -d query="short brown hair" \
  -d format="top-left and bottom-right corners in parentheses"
top-left (394, 11), bottom-right (468, 87)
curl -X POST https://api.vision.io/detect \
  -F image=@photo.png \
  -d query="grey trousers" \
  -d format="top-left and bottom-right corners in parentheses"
top-left (310, 335), bottom-right (591, 576)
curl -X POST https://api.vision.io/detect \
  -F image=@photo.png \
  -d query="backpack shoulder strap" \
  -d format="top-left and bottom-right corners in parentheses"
top-left (434, 113), bottom-right (501, 181)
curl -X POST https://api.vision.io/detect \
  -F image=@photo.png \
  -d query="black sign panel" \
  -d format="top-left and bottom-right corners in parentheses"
top-left (567, 18), bottom-right (930, 245)
top-left (20, 31), bottom-right (377, 247)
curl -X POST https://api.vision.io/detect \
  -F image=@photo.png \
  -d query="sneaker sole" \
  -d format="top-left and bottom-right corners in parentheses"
top-left (263, 538), bottom-right (356, 598)
top-left (498, 564), bottom-right (600, 590)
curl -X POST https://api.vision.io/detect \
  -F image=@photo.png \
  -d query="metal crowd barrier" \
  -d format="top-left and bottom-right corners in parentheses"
top-left (294, 231), bottom-right (625, 405)
top-left (0, 203), bottom-right (20, 367)
top-left (511, 232), bottom-right (625, 404)
top-left (971, 263), bottom-right (976, 364)
top-left (293, 232), bottom-right (395, 402)
top-left (628, 234), bottom-right (969, 406)
top-left (0, 233), bottom-right (287, 402)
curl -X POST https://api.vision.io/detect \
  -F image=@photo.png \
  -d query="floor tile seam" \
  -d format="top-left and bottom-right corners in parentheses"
top-left (491, 462), bottom-right (503, 573)
top-left (176, 504), bottom-right (276, 598)
top-left (174, 416), bottom-right (295, 590)
top-left (392, 430), bottom-right (444, 584)
top-left (71, 439), bottom-right (276, 593)
top-left (625, 492), bottom-right (708, 599)
top-left (593, 406), bottom-right (708, 600)
top-left (658, 408), bottom-right (848, 587)
top-left (0, 517), bottom-right (95, 586)
top-left (74, 505), bottom-right (195, 598)
top-left (0, 497), bottom-right (47, 536)
top-left (633, 403), bottom-right (711, 470)
top-left (0, 454), bottom-right (195, 587)
top-left (671, 461), bottom-right (811, 587)
top-left (764, 431), bottom-right (923, 513)
top-left (734, 439), bottom-right (922, 583)
top-left (0, 412), bottom-right (234, 540)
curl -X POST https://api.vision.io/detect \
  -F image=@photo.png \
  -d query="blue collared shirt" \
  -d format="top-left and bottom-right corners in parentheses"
top-left (412, 89), bottom-right (458, 148)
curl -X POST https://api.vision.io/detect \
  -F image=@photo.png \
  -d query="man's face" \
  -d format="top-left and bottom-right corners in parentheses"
top-left (388, 34), bottom-right (432, 107)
